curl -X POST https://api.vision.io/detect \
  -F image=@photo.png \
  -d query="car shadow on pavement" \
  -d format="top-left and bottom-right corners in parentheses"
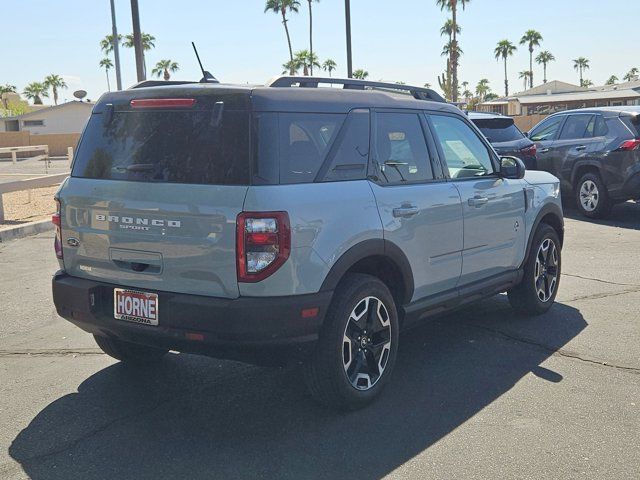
top-left (563, 198), bottom-right (640, 231)
top-left (10, 296), bottom-right (586, 480)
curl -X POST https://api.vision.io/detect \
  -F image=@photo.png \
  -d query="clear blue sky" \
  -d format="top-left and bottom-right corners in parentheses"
top-left (2, 0), bottom-right (638, 104)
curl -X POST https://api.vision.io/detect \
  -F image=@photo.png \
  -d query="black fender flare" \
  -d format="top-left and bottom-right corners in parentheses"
top-left (570, 160), bottom-right (601, 187)
top-left (522, 202), bottom-right (564, 268)
top-left (320, 238), bottom-right (415, 305)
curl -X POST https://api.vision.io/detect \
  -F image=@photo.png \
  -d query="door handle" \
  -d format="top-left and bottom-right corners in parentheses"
top-left (539, 148), bottom-right (550, 153)
top-left (575, 145), bottom-right (587, 151)
top-left (393, 205), bottom-right (419, 218)
top-left (468, 196), bottom-right (489, 207)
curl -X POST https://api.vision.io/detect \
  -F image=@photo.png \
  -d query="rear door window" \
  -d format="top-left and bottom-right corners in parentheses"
top-left (320, 109), bottom-right (370, 182)
top-left (473, 118), bottom-right (524, 143)
top-left (374, 112), bottom-right (434, 184)
top-left (530, 116), bottom-right (564, 142)
top-left (559, 114), bottom-right (594, 140)
top-left (72, 108), bottom-right (250, 185)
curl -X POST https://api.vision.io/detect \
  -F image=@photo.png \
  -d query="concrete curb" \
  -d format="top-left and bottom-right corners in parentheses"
top-left (0, 219), bottom-right (53, 243)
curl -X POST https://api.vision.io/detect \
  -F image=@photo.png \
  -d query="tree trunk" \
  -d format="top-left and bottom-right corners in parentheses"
top-left (308, 1), bottom-right (313, 76)
top-left (282, 9), bottom-right (295, 75)
top-left (543, 63), bottom-right (547, 83)
top-left (451, 2), bottom-right (458, 102)
top-left (53, 88), bottom-right (58, 105)
top-left (164, 69), bottom-right (170, 81)
top-left (106, 69), bottom-right (111, 92)
top-left (529, 45), bottom-right (534, 88)
top-left (504, 57), bottom-right (509, 96)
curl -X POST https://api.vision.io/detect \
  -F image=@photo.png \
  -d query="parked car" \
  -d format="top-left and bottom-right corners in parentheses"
top-left (528, 107), bottom-right (640, 218)
top-left (52, 77), bottom-right (564, 410)
top-left (469, 112), bottom-right (537, 169)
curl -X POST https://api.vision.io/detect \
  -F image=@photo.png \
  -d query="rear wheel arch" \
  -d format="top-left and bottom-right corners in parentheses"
top-left (320, 239), bottom-right (414, 308)
top-left (571, 162), bottom-right (601, 189)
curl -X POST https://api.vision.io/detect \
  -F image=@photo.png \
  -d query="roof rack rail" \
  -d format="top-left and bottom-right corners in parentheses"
top-left (129, 80), bottom-right (200, 89)
top-left (266, 76), bottom-right (446, 103)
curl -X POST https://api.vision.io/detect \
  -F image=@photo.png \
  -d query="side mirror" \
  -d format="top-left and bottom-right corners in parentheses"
top-left (500, 156), bottom-right (526, 179)
top-left (523, 131), bottom-right (529, 138)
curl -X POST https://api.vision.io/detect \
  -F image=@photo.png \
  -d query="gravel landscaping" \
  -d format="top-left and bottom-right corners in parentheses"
top-left (0, 185), bottom-right (58, 228)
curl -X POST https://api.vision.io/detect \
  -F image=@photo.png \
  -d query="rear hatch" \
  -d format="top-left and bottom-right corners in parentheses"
top-left (472, 116), bottom-right (532, 156)
top-left (59, 86), bottom-right (252, 298)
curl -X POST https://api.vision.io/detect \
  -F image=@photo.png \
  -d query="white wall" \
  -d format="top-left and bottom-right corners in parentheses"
top-left (20, 102), bottom-right (93, 135)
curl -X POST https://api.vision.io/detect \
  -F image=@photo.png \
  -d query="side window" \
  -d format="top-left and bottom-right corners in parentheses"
top-left (429, 114), bottom-right (495, 179)
top-left (375, 112), bottom-right (433, 184)
top-left (530, 116), bottom-right (564, 142)
top-left (321, 110), bottom-right (370, 182)
top-left (559, 115), bottom-right (593, 140)
top-left (594, 115), bottom-right (609, 137)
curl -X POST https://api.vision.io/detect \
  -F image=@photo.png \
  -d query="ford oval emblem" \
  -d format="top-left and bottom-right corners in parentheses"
top-left (67, 237), bottom-right (80, 247)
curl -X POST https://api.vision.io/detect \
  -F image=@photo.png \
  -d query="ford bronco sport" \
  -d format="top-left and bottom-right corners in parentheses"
top-left (52, 76), bottom-right (564, 409)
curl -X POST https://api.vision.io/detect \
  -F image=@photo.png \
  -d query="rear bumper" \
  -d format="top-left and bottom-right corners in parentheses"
top-left (52, 271), bottom-right (332, 363)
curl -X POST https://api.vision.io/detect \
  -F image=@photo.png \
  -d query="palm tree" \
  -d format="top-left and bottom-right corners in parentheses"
top-left (441, 40), bottom-right (463, 59)
top-left (122, 32), bottom-right (156, 51)
top-left (265, 0), bottom-right (301, 75)
top-left (23, 82), bottom-right (49, 105)
top-left (151, 60), bottom-right (179, 81)
top-left (440, 18), bottom-right (461, 40)
top-left (606, 75), bottom-right (619, 85)
top-left (99, 58), bottom-right (114, 91)
top-left (519, 29), bottom-right (543, 88)
top-left (582, 79), bottom-right (594, 88)
top-left (322, 58), bottom-right (337, 77)
top-left (306, 0), bottom-right (320, 75)
top-left (294, 50), bottom-right (320, 76)
top-left (43, 74), bottom-right (67, 105)
top-left (494, 39), bottom-right (516, 96)
top-left (519, 70), bottom-right (532, 91)
top-left (623, 67), bottom-right (639, 82)
top-left (435, 0), bottom-right (471, 103)
top-left (0, 84), bottom-right (17, 109)
top-left (282, 59), bottom-right (302, 75)
top-left (475, 78), bottom-right (490, 102)
top-left (100, 34), bottom-right (122, 55)
top-left (424, 83), bottom-right (432, 88)
top-left (573, 57), bottom-right (590, 86)
top-left (352, 69), bottom-right (369, 79)
top-left (535, 50), bottom-right (555, 83)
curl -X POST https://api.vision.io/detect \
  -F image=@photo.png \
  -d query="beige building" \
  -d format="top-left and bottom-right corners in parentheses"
top-left (479, 79), bottom-right (640, 116)
top-left (0, 101), bottom-right (94, 134)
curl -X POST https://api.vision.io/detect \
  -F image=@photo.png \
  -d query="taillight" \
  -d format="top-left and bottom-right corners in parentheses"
top-left (520, 144), bottom-right (537, 156)
top-left (236, 212), bottom-right (290, 282)
top-left (616, 139), bottom-right (640, 151)
top-left (52, 198), bottom-right (63, 259)
top-left (130, 98), bottom-right (196, 109)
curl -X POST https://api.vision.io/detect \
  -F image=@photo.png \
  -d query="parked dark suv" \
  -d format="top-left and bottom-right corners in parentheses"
top-left (528, 107), bottom-right (640, 218)
top-left (469, 112), bottom-right (537, 169)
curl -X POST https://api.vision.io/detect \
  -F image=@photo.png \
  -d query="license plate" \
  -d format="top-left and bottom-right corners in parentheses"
top-left (114, 288), bottom-right (159, 326)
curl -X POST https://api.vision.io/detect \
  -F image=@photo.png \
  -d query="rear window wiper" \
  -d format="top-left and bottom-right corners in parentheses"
top-left (114, 164), bottom-right (156, 173)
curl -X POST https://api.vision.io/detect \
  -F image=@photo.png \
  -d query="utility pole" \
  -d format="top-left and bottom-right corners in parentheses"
top-left (110, 0), bottom-right (123, 90)
top-left (345, 0), bottom-right (353, 78)
top-left (130, 0), bottom-right (145, 82)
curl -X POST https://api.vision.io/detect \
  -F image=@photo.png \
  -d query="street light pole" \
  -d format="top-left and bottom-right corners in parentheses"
top-left (110, 0), bottom-right (123, 90)
top-left (345, 0), bottom-right (353, 78)
top-left (130, 0), bottom-right (145, 82)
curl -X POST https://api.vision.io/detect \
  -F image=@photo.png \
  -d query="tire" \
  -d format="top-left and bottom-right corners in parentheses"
top-left (94, 335), bottom-right (168, 363)
top-left (575, 172), bottom-right (612, 218)
top-left (508, 223), bottom-right (561, 316)
top-left (304, 273), bottom-right (400, 410)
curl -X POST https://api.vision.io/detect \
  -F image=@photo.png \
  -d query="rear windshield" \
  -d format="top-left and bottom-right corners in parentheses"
top-left (473, 118), bottom-right (524, 143)
top-left (72, 108), bottom-right (250, 185)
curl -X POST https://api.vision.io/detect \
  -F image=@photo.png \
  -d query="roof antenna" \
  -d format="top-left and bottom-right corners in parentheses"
top-left (192, 42), bottom-right (218, 83)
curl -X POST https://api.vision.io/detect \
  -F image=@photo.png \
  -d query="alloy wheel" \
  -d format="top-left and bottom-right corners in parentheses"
top-left (534, 238), bottom-right (559, 302)
top-left (579, 180), bottom-right (599, 212)
top-left (342, 296), bottom-right (392, 391)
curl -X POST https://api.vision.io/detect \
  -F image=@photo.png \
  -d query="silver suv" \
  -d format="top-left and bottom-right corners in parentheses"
top-left (52, 77), bottom-right (564, 409)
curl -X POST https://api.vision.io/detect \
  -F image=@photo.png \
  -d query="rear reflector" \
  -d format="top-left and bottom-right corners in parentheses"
top-left (130, 98), bottom-right (196, 109)
top-left (301, 307), bottom-right (319, 318)
top-left (185, 332), bottom-right (205, 341)
top-left (616, 139), bottom-right (640, 151)
top-left (53, 198), bottom-right (63, 259)
top-left (520, 144), bottom-right (537, 156)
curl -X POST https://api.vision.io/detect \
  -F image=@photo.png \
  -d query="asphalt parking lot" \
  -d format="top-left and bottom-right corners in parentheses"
top-left (0, 202), bottom-right (638, 480)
